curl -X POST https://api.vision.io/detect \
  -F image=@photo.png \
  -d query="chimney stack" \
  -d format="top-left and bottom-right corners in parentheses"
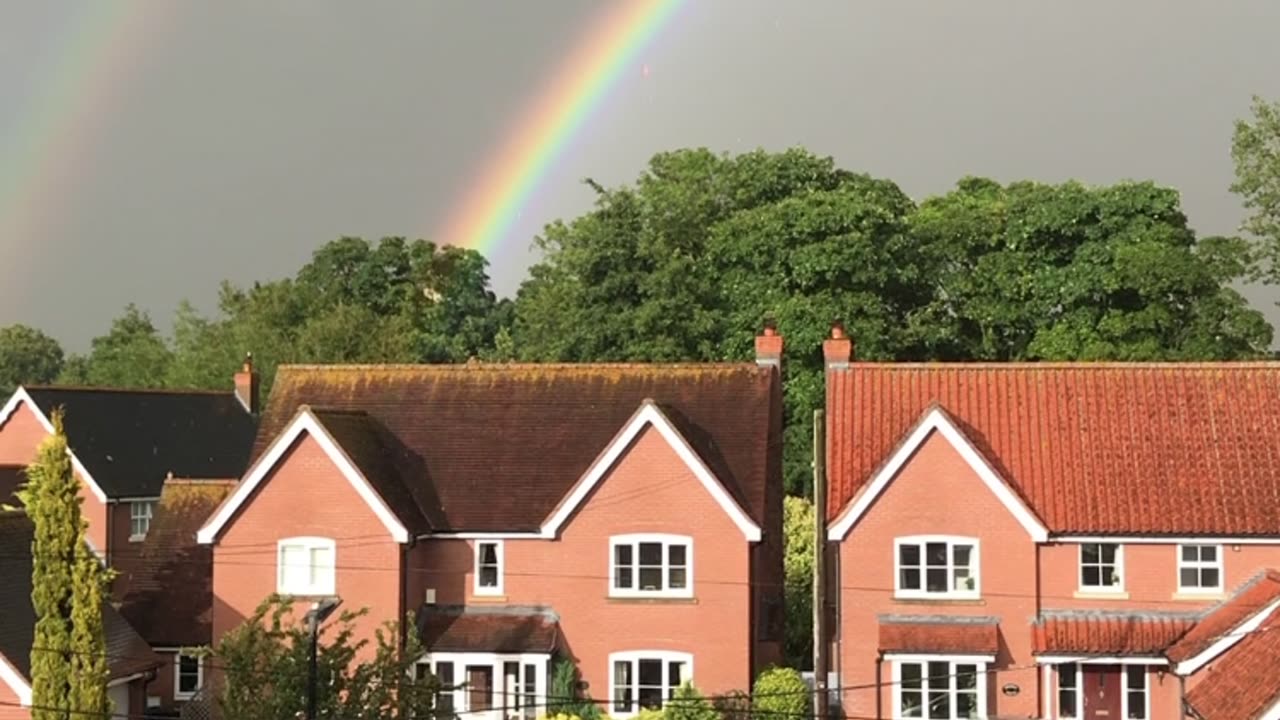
top-left (755, 319), bottom-right (783, 370)
top-left (823, 322), bottom-right (852, 370)
top-left (234, 353), bottom-right (260, 414)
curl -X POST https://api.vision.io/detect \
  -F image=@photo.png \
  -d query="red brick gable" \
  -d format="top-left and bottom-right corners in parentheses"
top-left (826, 363), bottom-right (1280, 534)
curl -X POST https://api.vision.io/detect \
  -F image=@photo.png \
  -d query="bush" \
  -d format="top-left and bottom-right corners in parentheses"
top-left (666, 683), bottom-right (720, 720)
top-left (547, 658), bottom-right (603, 720)
top-left (753, 667), bottom-right (809, 720)
top-left (711, 689), bottom-right (752, 720)
top-left (634, 709), bottom-right (666, 720)
top-left (783, 496), bottom-right (815, 670)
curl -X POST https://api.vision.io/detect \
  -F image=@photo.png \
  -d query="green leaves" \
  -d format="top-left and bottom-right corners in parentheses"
top-left (0, 325), bottom-right (64, 393)
top-left (1232, 95), bottom-right (1280, 285)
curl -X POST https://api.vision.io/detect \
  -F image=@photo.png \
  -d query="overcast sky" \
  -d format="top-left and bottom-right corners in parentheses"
top-left (1, 1), bottom-right (1278, 350)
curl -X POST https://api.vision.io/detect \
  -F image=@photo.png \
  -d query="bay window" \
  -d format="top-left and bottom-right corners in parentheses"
top-left (891, 656), bottom-right (986, 719)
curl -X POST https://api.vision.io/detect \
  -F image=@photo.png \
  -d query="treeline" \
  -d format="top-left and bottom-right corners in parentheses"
top-left (5, 96), bottom-right (1280, 495)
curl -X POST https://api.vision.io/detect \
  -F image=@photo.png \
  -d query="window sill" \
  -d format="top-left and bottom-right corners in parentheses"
top-left (128, 535), bottom-right (146, 543)
top-left (470, 594), bottom-right (508, 603)
top-left (1172, 591), bottom-right (1225, 601)
top-left (1073, 590), bottom-right (1130, 600)
top-left (892, 596), bottom-right (986, 606)
top-left (607, 596), bottom-right (698, 605)
top-left (277, 590), bottom-right (337, 599)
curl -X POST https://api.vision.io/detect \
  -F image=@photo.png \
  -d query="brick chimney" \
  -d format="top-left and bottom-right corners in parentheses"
top-left (234, 353), bottom-right (260, 414)
top-left (823, 322), bottom-right (853, 370)
top-left (755, 319), bottom-right (783, 369)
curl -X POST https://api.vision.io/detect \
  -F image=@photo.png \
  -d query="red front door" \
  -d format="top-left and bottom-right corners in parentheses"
top-left (1082, 665), bottom-right (1122, 720)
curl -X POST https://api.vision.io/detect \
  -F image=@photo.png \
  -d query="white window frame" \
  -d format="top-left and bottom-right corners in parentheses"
top-left (1056, 663), bottom-right (1081, 720)
top-left (608, 650), bottom-right (693, 718)
top-left (173, 653), bottom-right (203, 701)
top-left (609, 534), bottom-right (693, 599)
top-left (129, 500), bottom-right (155, 541)
top-left (474, 540), bottom-right (505, 596)
top-left (1078, 542), bottom-right (1124, 592)
top-left (893, 536), bottom-right (980, 600)
top-left (1176, 543), bottom-right (1223, 594)
top-left (276, 536), bottom-right (336, 596)
top-left (417, 652), bottom-right (548, 719)
top-left (888, 654), bottom-right (989, 720)
top-left (1122, 665), bottom-right (1149, 720)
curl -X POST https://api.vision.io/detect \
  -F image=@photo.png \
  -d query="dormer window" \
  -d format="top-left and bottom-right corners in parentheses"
top-left (609, 534), bottom-right (692, 599)
top-left (894, 536), bottom-right (980, 600)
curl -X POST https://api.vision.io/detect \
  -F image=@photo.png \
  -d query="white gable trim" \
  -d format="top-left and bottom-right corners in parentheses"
top-left (196, 409), bottom-right (409, 544)
top-left (1174, 597), bottom-right (1280, 676)
top-left (826, 407), bottom-right (1048, 542)
top-left (1261, 696), bottom-right (1280, 720)
top-left (539, 401), bottom-right (762, 542)
top-left (0, 651), bottom-right (31, 706)
top-left (0, 387), bottom-right (108, 504)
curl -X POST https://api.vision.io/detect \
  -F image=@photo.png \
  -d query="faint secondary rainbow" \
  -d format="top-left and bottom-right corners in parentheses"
top-left (436, 0), bottom-right (683, 256)
top-left (0, 4), bottom-right (166, 289)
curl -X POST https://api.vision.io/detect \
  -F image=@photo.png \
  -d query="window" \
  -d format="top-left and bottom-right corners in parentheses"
top-left (1057, 663), bottom-right (1079, 719)
top-left (894, 537), bottom-right (979, 599)
top-left (894, 658), bottom-right (985, 719)
top-left (174, 653), bottom-right (202, 700)
top-left (418, 653), bottom-right (544, 718)
top-left (610, 652), bottom-right (692, 716)
top-left (129, 501), bottom-right (154, 540)
top-left (1079, 543), bottom-right (1123, 591)
top-left (433, 661), bottom-right (455, 717)
top-left (474, 541), bottom-right (504, 596)
top-left (610, 535), bottom-right (692, 598)
top-left (277, 537), bottom-right (336, 596)
top-left (1178, 544), bottom-right (1222, 593)
top-left (1124, 666), bottom-right (1148, 719)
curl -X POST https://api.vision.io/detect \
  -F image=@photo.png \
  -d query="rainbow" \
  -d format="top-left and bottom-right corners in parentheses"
top-left (435, 0), bottom-right (683, 256)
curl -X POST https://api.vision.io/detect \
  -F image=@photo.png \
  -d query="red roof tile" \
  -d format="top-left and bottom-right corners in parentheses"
top-left (826, 363), bottom-right (1280, 534)
top-left (1032, 612), bottom-right (1197, 656)
top-left (878, 616), bottom-right (999, 655)
top-left (416, 606), bottom-right (559, 654)
top-left (1185, 607), bottom-right (1280, 720)
top-left (259, 364), bottom-right (781, 532)
top-left (1167, 570), bottom-right (1280, 664)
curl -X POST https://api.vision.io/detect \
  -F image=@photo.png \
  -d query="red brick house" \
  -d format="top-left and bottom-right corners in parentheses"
top-left (821, 331), bottom-right (1280, 720)
top-left (197, 339), bottom-right (785, 717)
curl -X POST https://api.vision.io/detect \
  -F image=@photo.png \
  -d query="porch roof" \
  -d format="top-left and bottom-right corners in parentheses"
top-left (1032, 610), bottom-right (1197, 657)
top-left (878, 615), bottom-right (999, 656)
top-left (416, 605), bottom-right (559, 655)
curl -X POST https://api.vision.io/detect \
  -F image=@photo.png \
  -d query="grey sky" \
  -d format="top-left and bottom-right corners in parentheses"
top-left (1, 1), bottom-right (1278, 350)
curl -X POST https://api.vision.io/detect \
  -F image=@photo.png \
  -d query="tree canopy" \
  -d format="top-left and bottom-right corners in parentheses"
top-left (1232, 95), bottom-right (1280, 289)
top-left (0, 325), bottom-right (64, 393)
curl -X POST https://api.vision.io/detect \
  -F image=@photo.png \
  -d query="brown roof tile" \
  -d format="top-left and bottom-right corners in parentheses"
top-left (119, 478), bottom-right (236, 647)
top-left (878, 616), bottom-right (999, 655)
top-left (1167, 570), bottom-right (1280, 664)
top-left (417, 606), bottom-right (559, 654)
top-left (257, 364), bottom-right (781, 532)
top-left (1032, 611), bottom-right (1197, 656)
top-left (827, 363), bottom-right (1280, 534)
top-left (1185, 607), bottom-right (1280, 720)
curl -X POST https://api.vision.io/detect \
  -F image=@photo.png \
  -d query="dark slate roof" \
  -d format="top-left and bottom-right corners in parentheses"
top-left (416, 605), bottom-right (559, 654)
top-left (0, 511), bottom-right (161, 681)
top-left (256, 364), bottom-right (782, 533)
top-left (119, 479), bottom-right (236, 647)
top-left (24, 386), bottom-right (258, 498)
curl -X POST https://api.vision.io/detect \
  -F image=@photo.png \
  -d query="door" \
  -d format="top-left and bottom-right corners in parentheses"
top-left (467, 666), bottom-right (493, 714)
top-left (1082, 665), bottom-right (1122, 720)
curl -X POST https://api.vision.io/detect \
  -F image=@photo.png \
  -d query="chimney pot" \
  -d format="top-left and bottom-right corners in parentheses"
top-left (234, 352), bottom-right (260, 414)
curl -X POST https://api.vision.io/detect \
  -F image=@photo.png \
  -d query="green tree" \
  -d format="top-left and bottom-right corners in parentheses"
top-left (76, 304), bottom-right (174, 388)
top-left (0, 325), bottom-right (64, 393)
top-left (665, 682), bottom-right (721, 720)
top-left (215, 595), bottom-right (437, 720)
top-left (1232, 95), bottom-right (1280, 287)
top-left (783, 496), bottom-right (815, 670)
top-left (752, 667), bottom-right (810, 720)
top-left (19, 411), bottom-right (109, 718)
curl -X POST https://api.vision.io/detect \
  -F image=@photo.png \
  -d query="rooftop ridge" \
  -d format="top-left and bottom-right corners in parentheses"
top-left (843, 361), bottom-right (1280, 370)
top-left (276, 362), bottom-right (762, 372)
top-left (24, 384), bottom-right (236, 397)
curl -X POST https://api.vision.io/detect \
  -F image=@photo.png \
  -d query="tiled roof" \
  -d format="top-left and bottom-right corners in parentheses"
top-left (22, 386), bottom-right (257, 498)
top-left (878, 615), bottom-right (999, 655)
top-left (1032, 610), bottom-right (1198, 656)
top-left (1167, 570), bottom-right (1280, 664)
top-left (416, 605), bottom-right (559, 654)
top-left (826, 363), bottom-right (1280, 534)
top-left (256, 364), bottom-right (781, 532)
top-left (120, 479), bottom-right (236, 647)
top-left (0, 511), bottom-right (160, 681)
top-left (1185, 607), bottom-right (1280, 720)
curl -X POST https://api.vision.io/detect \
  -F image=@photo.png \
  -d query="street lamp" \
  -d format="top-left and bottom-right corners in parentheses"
top-left (304, 597), bottom-right (343, 720)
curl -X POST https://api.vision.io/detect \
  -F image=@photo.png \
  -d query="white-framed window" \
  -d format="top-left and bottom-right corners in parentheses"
top-left (1057, 663), bottom-right (1080, 719)
top-left (174, 653), bottom-right (203, 701)
top-left (894, 536), bottom-right (979, 599)
top-left (609, 534), bottom-right (692, 598)
top-left (1079, 542), bottom-right (1123, 591)
top-left (418, 652), bottom-right (547, 719)
top-left (1177, 544), bottom-right (1223, 593)
top-left (129, 500), bottom-right (154, 541)
top-left (609, 651), bottom-right (692, 716)
top-left (474, 540), bottom-right (504, 596)
top-left (890, 656), bottom-right (987, 719)
top-left (277, 537), bottom-right (336, 596)
top-left (1123, 665), bottom-right (1148, 720)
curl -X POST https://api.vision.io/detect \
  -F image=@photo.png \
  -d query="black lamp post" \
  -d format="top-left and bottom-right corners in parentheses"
top-left (304, 597), bottom-right (342, 720)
